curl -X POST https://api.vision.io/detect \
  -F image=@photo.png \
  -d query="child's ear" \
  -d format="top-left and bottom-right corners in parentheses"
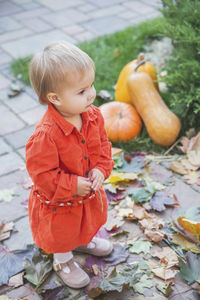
top-left (47, 92), bottom-right (61, 106)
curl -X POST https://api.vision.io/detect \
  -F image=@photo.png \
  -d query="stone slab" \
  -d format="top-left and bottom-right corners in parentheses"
top-left (0, 50), bottom-right (12, 66)
top-left (13, 7), bottom-right (51, 20)
top-left (0, 169), bottom-right (30, 222)
top-left (0, 1), bottom-right (22, 17)
top-left (87, 5), bottom-right (126, 19)
top-left (2, 29), bottom-right (76, 59)
top-left (0, 16), bottom-right (22, 32)
top-left (37, 0), bottom-right (84, 11)
top-left (0, 73), bottom-right (10, 90)
top-left (0, 137), bottom-right (12, 155)
top-left (20, 17), bottom-right (53, 33)
top-left (0, 151), bottom-right (24, 176)
top-left (19, 105), bottom-right (46, 125)
top-left (17, 146), bottom-right (26, 160)
top-left (1, 91), bottom-right (38, 114)
top-left (42, 9), bottom-right (89, 27)
top-left (4, 215), bottom-right (34, 251)
top-left (83, 15), bottom-right (130, 36)
top-left (87, 0), bottom-right (127, 8)
top-left (123, 0), bottom-right (159, 15)
top-left (0, 105), bottom-right (25, 135)
top-left (0, 28), bottom-right (33, 44)
top-left (4, 125), bottom-right (35, 149)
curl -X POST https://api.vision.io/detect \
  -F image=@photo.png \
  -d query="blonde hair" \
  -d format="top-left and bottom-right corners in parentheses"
top-left (29, 41), bottom-right (95, 105)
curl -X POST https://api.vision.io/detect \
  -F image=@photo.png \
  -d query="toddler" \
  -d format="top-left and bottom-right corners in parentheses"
top-left (26, 41), bottom-right (114, 289)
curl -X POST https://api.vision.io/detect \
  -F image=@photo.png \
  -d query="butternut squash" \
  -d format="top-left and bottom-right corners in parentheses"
top-left (127, 72), bottom-right (181, 147)
top-left (115, 53), bottom-right (159, 104)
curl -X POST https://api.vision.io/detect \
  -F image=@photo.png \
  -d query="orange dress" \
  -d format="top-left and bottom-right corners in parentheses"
top-left (26, 103), bottom-right (114, 253)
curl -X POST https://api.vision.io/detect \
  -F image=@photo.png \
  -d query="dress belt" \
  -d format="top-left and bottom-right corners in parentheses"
top-left (33, 188), bottom-right (103, 211)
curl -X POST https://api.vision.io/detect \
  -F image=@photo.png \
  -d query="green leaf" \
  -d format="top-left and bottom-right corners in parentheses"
top-left (133, 274), bottom-right (153, 294)
top-left (156, 282), bottom-right (173, 297)
top-left (179, 252), bottom-right (200, 285)
top-left (127, 185), bottom-right (156, 203)
top-left (24, 246), bottom-right (52, 287)
top-left (129, 241), bottom-right (152, 255)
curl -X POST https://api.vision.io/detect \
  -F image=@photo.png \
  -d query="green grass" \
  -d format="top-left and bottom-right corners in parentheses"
top-left (10, 17), bottom-right (171, 155)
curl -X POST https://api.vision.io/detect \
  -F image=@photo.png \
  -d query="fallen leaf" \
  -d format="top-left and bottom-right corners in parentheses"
top-left (156, 281), bottom-right (173, 296)
top-left (97, 90), bottom-right (112, 101)
top-left (132, 204), bottom-right (146, 219)
top-left (109, 171), bottom-right (138, 184)
top-left (0, 245), bottom-right (33, 285)
top-left (150, 191), bottom-right (177, 212)
top-left (187, 150), bottom-right (200, 168)
top-left (0, 296), bottom-right (12, 300)
top-left (133, 274), bottom-right (153, 294)
top-left (118, 155), bottom-right (145, 174)
top-left (171, 233), bottom-right (200, 254)
top-left (129, 240), bottom-right (152, 255)
top-left (170, 160), bottom-right (188, 175)
top-left (148, 259), bottom-right (177, 280)
top-left (151, 247), bottom-right (178, 268)
top-left (111, 147), bottom-right (123, 156)
top-left (183, 171), bottom-right (200, 185)
top-left (84, 255), bottom-right (106, 275)
top-left (179, 132), bottom-right (200, 153)
top-left (129, 293), bottom-right (167, 300)
top-left (24, 246), bottom-right (52, 286)
top-left (92, 264), bottom-right (99, 276)
top-left (105, 209), bottom-right (124, 231)
top-left (144, 229), bottom-right (165, 243)
top-left (6, 282), bottom-right (41, 299)
top-left (42, 286), bottom-right (70, 300)
top-left (103, 243), bottom-right (129, 265)
top-left (179, 252), bottom-right (200, 285)
top-left (177, 217), bottom-right (200, 240)
top-left (8, 272), bottom-right (24, 288)
top-left (0, 221), bottom-right (14, 242)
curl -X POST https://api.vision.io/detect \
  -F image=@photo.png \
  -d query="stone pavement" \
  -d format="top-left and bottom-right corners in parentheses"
top-left (0, 0), bottom-right (162, 219)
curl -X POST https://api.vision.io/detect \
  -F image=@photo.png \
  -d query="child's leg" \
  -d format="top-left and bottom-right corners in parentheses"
top-left (54, 251), bottom-right (73, 263)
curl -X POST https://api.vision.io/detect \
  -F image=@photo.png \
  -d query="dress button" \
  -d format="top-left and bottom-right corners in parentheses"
top-left (53, 207), bottom-right (56, 211)
top-left (84, 156), bottom-right (88, 160)
top-left (72, 195), bottom-right (76, 198)
top-left (85, 171), bottom-right (89, 175)
top-left (81, 140), bottom-right (85, 144)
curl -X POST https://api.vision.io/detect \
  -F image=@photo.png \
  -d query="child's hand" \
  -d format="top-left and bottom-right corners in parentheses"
top-left (76, 176), bottom-right (92, 196)
top-left (88, 168), bottom-right (104, 191)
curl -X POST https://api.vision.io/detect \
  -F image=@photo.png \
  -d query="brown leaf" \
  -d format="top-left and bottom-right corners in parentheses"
top-left (170, 233), bottom-right (200, 254)
top-left (183, 171), bottom-right (200, 185)
top-left (187, 150), bottom-right (200, 168)
top-left (151, 247), bottom-right (179, 268)
top-left (8, 272), bottom-right (24, 288)
top-left (144, 229), bottom-right (165, 243)
top-left (148, 259), bottom-right (177, 280)
top-left (0, 222), bottom-right (14, 242)
top-left (92, 264), bottom-right (99, 276)
top-left (169, 160), bottom-right (188, 175)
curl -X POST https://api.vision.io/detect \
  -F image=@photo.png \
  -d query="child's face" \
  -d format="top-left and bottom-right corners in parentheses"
top-left (55, 68), bottom-right (96, 118)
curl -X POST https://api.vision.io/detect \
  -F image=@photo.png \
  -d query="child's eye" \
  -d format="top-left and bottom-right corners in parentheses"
top-left (79, 90), bottom-right (85, 95)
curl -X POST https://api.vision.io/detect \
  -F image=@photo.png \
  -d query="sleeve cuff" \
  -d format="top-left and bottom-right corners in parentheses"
top-left (71, 175), bottom-right (78, 197)
top-left (95, 166), bottom-right (107, 180)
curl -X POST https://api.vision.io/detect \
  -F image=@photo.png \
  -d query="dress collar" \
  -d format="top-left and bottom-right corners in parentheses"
top-left (48, 103), bottom-right (97, 136)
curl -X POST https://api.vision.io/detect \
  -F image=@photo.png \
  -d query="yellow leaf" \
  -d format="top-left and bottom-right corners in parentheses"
top-left (177, 217), bottom-right (200, 240)
top-left (109, 171), bottom-right (138, 184)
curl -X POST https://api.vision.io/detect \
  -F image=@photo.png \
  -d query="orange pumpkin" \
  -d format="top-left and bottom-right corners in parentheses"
top-left (115, 53), bottom-right (158, 104)
top-left (99, 101), bottom-right (142, 142)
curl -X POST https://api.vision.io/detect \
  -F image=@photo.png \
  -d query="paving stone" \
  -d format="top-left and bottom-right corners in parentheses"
top-left (0, 152), bottom-right (24, 176)
top-left (21, 2), bottom-right (42, 10)
top-left (75, 31), bottom-right (94, 43)
top-left (0, 16), bottom-right (22, 32)
top-left (13, 7), bottom-right (51, 20)
top-left (20, 17), bottom-right (53, 33)
top-left (4, 216), bottom-right (34, 250)
top-left (129, 10), bottom-right (162, 25)
top-left (0, 73), bottom-right (10, 90)
top-left (2, 92), bottom-right (38, 114)
top-left (0, 105), bottom-right (25, 135)
top-left (78, 3), bottom-right (96, 13)
top-left (42, 9), bottom-right (90, 27)
top-left (123, 0), bottom-right (158, 15)
top-left (19, 105), bottom-right (46, 125)
top-left (4, 125), bottom-right (35, 149)
top-left (0, 28), bottom-right (32, 44)
top-left (87, 5), bottom-right (126, 19)
top-left (11, 0), bottom-right (33, 4)
top-left (37, 0), bottom-right (84, 11)
top-left (62, 24), bottom-right (84, 35)
top-left (17, 146), bottom-right (26, 160)
top-left (2, 29), bottom-right (76, 59)
top-left (0, 137), bottom-right (12, 155)
top-left (120, 10), bottom-right (138, 20)
top-left (87, 0), bottom-right (127, 8)
top-left (0, 50), bottom-right (12, 66)
top-left (0, 1), bottom-right (22, 17)
top-left (83, 15), bottom-right (130, 36)
top-left (141, 0), bottom-right (163, 9)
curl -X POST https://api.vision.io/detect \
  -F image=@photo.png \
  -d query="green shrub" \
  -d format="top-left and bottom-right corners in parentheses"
top-left (160, 0), bottom-right (200, 131)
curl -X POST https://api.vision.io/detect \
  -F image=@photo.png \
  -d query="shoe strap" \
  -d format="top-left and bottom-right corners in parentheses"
top-left (53, 258), bottom-right (73, 272)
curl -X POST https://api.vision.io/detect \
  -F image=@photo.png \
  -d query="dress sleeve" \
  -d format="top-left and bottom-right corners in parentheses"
top-left (26, 130), bottom-right (78, 203)
top-left (94, 109), bottom-right (115, 180)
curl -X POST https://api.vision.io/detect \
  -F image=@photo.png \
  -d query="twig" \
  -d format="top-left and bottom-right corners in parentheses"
top-left (164, 137), bottom-right (181, 156)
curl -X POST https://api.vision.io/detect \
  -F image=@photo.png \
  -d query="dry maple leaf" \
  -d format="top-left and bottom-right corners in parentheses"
top-left (144, 229), bottom-right (165, 243)
top-left (151, 247), bottom-right (179, 268)
top-left (179, 132), bottom-right (200, 153)
top-left (183, 171), bottom-right (200, 185)
top-left (169, 160), bottom-right (188, 175)
top-left (187, 150), bottom-right (200, 168)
